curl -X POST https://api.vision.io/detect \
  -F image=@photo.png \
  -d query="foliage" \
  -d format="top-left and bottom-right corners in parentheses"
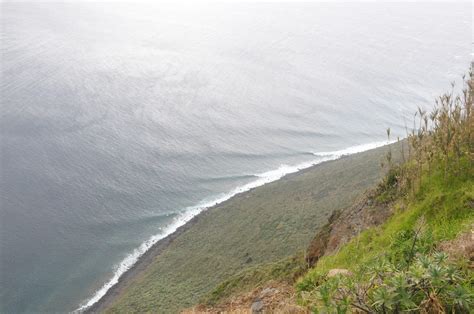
top-left (298, 159), bottom-right (473, 290)
top-left (298, 69), bottom-right (474, 312)
top-left (403, 69), bottom-right (473, 193)
top-left (300, 244), bottom-right (473, 313)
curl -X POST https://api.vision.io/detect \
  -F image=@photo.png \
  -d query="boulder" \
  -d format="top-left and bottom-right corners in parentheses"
top-left (251, 299), bottom-right (264, 313)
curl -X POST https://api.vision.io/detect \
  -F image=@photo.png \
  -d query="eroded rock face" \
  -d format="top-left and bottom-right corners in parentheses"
top-left (182, 282), bottom-right (309, 314)
top-left (306, 190), bottom-right (393, 267)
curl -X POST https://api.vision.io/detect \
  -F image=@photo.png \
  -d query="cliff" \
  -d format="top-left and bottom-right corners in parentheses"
top-left (183, 73), bottom-right (474, 313)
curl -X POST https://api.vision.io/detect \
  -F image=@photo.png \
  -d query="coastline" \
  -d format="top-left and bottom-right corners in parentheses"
top-left (85, 207), bottom-right (208, 313)
top-left (84, 161), bottom-right (332, 313)
top-left (84, 141), bottom-right (398, 313)
top-left (85, 162), bottom-right (332, 313)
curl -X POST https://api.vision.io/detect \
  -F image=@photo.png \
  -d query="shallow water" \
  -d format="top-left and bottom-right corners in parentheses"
top-left (0, 2), bottom-right (471, 312)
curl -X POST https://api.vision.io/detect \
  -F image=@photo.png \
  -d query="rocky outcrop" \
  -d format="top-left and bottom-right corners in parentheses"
top-left (306, 189), bottom-right (394, 267)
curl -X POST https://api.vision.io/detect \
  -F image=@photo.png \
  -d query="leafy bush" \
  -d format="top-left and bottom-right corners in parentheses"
top-left (300, 250), bottom-right (473, 313)
top-left (403, 70), bottom-right (473, 192)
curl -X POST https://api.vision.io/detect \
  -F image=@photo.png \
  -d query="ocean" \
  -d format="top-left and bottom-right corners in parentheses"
top-left (0, 2), bottom-right (471, 312)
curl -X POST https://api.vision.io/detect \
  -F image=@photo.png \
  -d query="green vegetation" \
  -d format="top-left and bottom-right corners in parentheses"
top-left (301, 252), bottom-right (472, 313)
top-left (297, 72), bottom-right (474, 312)
top-left (297, 164), bottom-right (473, 284)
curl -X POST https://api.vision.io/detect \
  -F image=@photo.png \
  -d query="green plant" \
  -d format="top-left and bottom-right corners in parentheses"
top-left (403, 68), bottom-right (473, 192)
top-left (301, 250), bottom-right (472, 313)
top-left (298, 69), bottom-right (474, 313)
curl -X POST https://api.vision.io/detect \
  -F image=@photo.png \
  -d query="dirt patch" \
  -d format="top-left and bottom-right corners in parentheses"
top-left (306, 190), bottom-right (394, 266)
top-left (182, 281), bottom-right (308, 314)
top-left (438, 226), bottom-right (474, 268)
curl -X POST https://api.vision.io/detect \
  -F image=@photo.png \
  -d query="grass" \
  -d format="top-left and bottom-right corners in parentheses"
top-left (297, 160), bottom-right (473, 293)
top-left (198, 155), bottom-right (473, 311)
top-left (202, 255), bottom-right (306, 306)
top-left (295, 72), bottom-right (474, 312)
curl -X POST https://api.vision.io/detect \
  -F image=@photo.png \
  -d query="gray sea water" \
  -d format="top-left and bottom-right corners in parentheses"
top-left (0, 2), bottom-right (471, 312)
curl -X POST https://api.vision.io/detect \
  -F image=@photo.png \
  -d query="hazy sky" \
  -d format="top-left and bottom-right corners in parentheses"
top-left (1, 0), bottom-right (472, 3)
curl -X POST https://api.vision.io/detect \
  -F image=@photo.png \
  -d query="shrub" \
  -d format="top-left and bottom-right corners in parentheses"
top-left (300, 250), bottom-right (473, 313)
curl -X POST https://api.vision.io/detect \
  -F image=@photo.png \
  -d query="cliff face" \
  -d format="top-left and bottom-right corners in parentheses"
top-left (183, 171), bottom-right (473, 313)
top-left (179, 75), bottom-right (474, 313)
top-left (305, 187), bottom-right (394, 267)
top-left (174, 144), bottom-right (409, 314)
top-left (184, 181), bottom-right (400, 314)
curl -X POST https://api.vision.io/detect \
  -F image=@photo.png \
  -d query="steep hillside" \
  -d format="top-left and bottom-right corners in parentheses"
top-left (185, 166), bottom-right (473, 313)
top-left (96, 144), bottom-right (403, 313)
top-left (297, 71), bottom-right (474, 313)
top-left (298, 160), bottom-right (473, 312)
top-left (184, 72), bottom-right (474, 313)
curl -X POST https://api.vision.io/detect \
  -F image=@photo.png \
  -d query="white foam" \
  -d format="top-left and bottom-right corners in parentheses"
top-left (312, 141), bottom-right (394, 158)
top-left (75, 140), bottom-right (392, 312)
